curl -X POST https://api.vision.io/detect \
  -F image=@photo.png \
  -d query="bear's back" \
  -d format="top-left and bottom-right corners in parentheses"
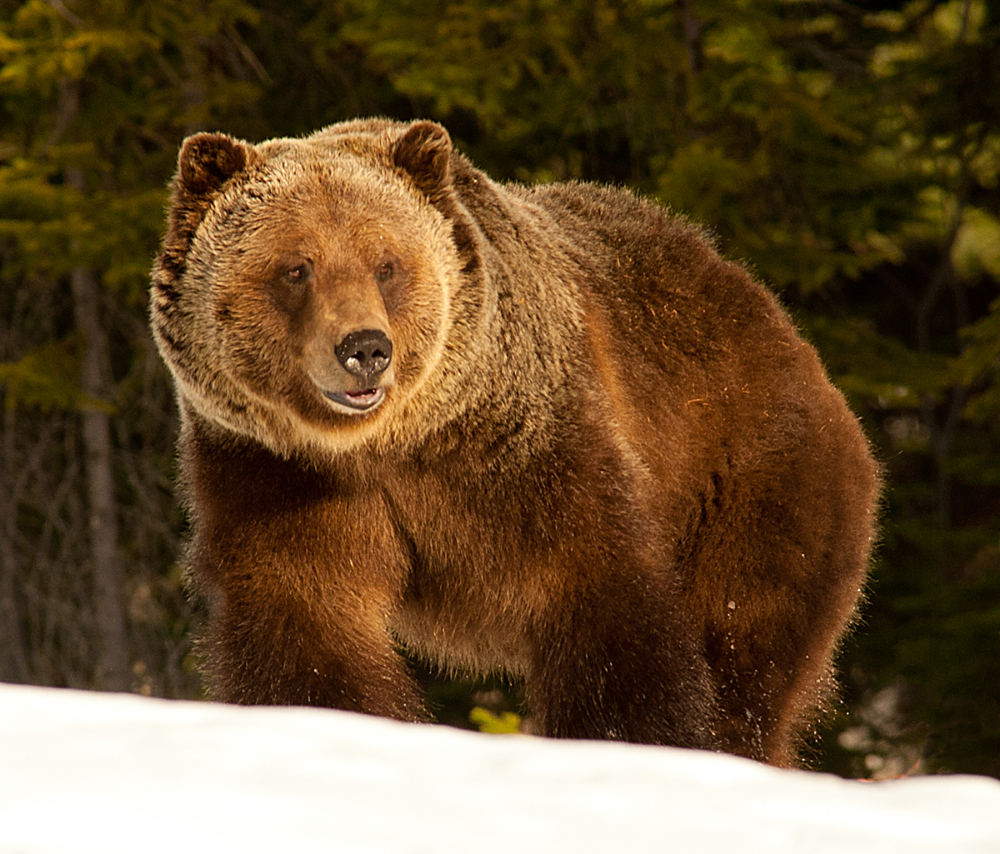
top-left (523, 182), bottom-right (795, 361)
top-left (519, 182), bottom-right (824, 439)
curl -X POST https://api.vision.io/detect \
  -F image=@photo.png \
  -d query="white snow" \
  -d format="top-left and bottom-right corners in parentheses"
top-left (1, 683), bottom-right (998, 853)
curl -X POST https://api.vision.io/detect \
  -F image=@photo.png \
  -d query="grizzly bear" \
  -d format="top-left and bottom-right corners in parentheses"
top-left (150, 118), bottom-right (879, 766)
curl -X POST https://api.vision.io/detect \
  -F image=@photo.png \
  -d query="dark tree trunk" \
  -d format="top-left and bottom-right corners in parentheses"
top-left (66, 165), bottom-right (130, 691)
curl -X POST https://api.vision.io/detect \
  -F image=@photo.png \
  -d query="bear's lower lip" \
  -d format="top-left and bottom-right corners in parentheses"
top-left (323, 387), bottom-right (385, 412)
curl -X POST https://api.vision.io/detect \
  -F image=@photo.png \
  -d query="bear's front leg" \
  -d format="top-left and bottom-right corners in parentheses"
top-left (525, 565), bottom-right (717, 749)
top-left (183, 436), bottom-right (423, 719)
top-left (197, 561), bottom-right (423, 719)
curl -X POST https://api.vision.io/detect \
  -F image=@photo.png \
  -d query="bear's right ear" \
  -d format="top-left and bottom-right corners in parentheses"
top-left (154, 134), bottom-right (251, 288)
top-left (177, 133), bottom-right (249, 199)
top-left (392, 122), bottom-right (453, 209)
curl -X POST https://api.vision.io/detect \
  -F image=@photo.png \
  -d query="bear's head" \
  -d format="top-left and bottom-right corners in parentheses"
top-left (151, 120), bottom-right (486, 460)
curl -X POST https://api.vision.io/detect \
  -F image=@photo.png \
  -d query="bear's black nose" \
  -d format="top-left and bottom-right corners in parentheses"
top-left (335, 329), bottom-right (393, 380)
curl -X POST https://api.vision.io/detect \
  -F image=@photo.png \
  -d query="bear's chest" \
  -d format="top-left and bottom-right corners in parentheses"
top-left (380, 462), bottom-right (575, 673)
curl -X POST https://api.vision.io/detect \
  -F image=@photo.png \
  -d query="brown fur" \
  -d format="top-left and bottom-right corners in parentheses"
top-left (150, 118), bottom-right (879, 765)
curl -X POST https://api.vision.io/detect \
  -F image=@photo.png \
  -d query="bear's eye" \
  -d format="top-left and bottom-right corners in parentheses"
top-left (285, 263), bottom-right (311, 284)
top-left (374, 261), bottom-right (394, 283)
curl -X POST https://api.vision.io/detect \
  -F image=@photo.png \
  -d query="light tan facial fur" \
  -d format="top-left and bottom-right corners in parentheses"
top-left (152, 129), bottom-right (462, 461)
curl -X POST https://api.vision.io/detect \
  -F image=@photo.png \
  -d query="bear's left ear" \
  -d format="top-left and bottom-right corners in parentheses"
top-left (393, 121), bottom-right (453, 208)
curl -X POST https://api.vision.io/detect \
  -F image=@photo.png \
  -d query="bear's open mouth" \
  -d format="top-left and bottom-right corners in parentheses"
top-left (323, 387), bottom-right (386, 412)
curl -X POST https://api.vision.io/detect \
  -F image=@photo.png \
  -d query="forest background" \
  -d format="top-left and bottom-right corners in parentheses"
top-left (1, 0), bottom-right (998, 779)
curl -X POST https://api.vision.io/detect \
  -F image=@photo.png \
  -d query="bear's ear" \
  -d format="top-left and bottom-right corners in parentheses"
top-left (177, 133), bottom-right (249, 199)
top-left (154, 134), bottom-right (252, 288)
top-left (392, 121), bottom-right (453, 207)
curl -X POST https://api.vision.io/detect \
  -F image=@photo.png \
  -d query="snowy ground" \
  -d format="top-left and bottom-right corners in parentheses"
top-left (2, 683), bottom-right (998, 853)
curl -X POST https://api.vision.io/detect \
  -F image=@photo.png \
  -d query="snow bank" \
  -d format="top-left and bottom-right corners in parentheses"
top-left (1, 684), bottom-right (998, 853)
